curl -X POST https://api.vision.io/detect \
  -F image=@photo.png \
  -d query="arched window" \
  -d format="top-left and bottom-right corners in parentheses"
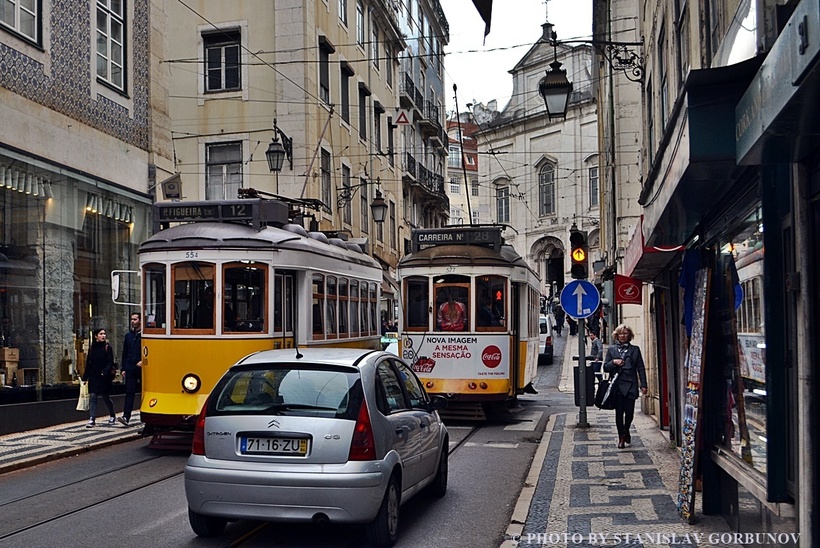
top-left (539, 164), bottom-right (555, 216)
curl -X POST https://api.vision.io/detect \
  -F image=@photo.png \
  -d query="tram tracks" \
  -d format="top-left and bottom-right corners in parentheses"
top-left (0, 449), bottom-right (185, 541)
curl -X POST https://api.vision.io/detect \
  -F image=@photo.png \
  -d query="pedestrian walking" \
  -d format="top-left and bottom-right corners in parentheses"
top-left (118, 312), bottom-right (142, 426)
top-left (553, 305), bottom-right (565, 337)
top-left (603, 324), bottom-right (647, 448)
top-left (588, 330), bottom-right (604, 382)
top-left (567, 316), bottom-right (578, 336)
top-left (82, 328), bottom-right (117, 427)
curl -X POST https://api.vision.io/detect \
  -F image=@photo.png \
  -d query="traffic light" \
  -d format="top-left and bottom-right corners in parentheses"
top-left (569, 228), bottom-right (589, 279)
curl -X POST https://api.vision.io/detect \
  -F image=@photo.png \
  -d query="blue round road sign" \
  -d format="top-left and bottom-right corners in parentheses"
top-left (560, 280), bottom-right (601, 320)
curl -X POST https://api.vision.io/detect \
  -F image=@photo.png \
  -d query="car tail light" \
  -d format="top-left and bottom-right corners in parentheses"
top-left (546, 336), bottom-right (552, 346)
top-left (348, 398), bottom-right (376, 461)
top-left (191, 399), bottom-right (209, 455)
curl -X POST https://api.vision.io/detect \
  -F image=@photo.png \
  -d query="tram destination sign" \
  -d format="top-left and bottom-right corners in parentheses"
top-left (412, 226), bottom-right (502, 252)
top-left (153, 199), bottom-right (288, 232)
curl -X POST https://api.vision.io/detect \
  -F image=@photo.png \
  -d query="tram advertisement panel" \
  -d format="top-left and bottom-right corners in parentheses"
top-left (403, 334), bottom-right (509, 378)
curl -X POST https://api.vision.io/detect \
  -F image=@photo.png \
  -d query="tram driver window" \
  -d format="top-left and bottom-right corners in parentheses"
top-left (223, 263), bottom-right (266, 333)
top-left (475, 275), bottom-right (506, 330)
top-left (435, 284), bottom-right (468, 332)
top-left (173, 262), bottom-right (215, 331)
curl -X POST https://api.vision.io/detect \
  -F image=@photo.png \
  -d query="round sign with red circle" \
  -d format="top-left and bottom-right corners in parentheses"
top-left (481, 345), bottom-right (502, 368)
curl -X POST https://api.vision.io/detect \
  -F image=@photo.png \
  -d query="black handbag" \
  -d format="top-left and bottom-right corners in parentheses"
top-left (595, 372), bottom-right (618, 410)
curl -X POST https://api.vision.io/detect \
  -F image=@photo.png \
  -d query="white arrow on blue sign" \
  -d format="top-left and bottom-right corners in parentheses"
top-left (560, 280), bottom-right (601, 320)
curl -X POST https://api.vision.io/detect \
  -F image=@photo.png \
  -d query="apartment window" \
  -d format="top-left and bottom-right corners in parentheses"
top-left (471, 178), bottom-right (479, 196)
top-left (338, 0), bottom-right (348, 25)
top-left (319, 38), bottom-right (335, 104)
top-left (321, 149), bottom-right (332, 210)
top-left (472, 211), bottom-right (480, 224)
top-left (204, 31), bottom-right (240, 92)
top-left (371, 21), bottom-right (379, 70)
top-left (386, 46), bottom-right (394, 87)
top-left (539, 164), bottom-right (555, 216)
top-left (589, 166), bottom-right (599, 208)
top-left (390, 201), bottom-right (396, 248)
top-left (450, 177), bottom-right (460, 194)
top-left (340, 63), bottom-right (353, 123)
top-left (342, 165), bottom-right (352, 224)
top-left (496, 185), bottom-right (510, 224)
top-left (659, 22), bottom-right (669, 129)
top-left (1, 0), bottom-right (38, 41)
top-left (206, 142), bottom-right (242, 200)
top-left (387, 116), bottom-right (395, 166)
top-left (675, 0), bottom-right (689, 87)
top-left (448, 145), bottom-right (461, 168)
top-left (360, 179), bottom-right (369, 233)
top-left (96, 0), bottom-right (125, 90)
top-left (356, 0), bottom-right (365, 47)
top-left (358, 85), bottom-right (369, 140)
top-left (374, 103), bottom-right (384, 152)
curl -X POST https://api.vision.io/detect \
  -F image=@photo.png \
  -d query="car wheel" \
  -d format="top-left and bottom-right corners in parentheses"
top-left (365, 474), bottom-right (401, 547)
top-left (427, 441), bottom-right (448, 498)
top-left (188, 507), bottom-right (227, 538)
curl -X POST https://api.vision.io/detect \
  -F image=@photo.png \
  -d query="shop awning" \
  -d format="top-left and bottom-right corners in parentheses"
top-left (639, 57), bottom-right (762, 249)
top-left (623, 215), bottom-right (683, 280)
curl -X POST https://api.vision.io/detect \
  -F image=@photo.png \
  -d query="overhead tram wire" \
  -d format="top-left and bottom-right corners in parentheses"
top-left (452, 84), bottom-right (474, 225)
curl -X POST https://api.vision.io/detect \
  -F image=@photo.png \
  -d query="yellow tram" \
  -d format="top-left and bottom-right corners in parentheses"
top-left (396, 226), bottom-right (540, 416)
top-left (131, 199), bottom-right (382, 446)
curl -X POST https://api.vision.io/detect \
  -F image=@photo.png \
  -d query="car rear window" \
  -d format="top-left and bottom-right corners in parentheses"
top-left (210, 365), bottom-right (363, 420)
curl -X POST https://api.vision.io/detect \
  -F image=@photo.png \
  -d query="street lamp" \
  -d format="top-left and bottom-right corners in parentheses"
top-left (265, 118), bottom-right (293, 193)
top-left (537, 31), bottom-right (644, 119)
top-left (337, 178), bottom-right (388, 223)
top-left (538, 31), bottom-right (573, 120)
top-left (370, 188), bottom-right (388, 223)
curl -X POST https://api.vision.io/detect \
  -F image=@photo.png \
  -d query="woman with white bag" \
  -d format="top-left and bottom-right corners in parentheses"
top-left (603, 324), bottom-right (648, 449)
top-left (80, 328), bottom-right (116, 427)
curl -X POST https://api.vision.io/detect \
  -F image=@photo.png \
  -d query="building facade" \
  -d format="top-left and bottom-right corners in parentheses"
top-left (601, 0), bottom-right (819, 542)
top-left (165, 0), bottom-right (449, 319)
top-left (0, 0), bottom-right (173, 386)
top-left (445, 115), bottom-right (480, 225)
top-left (474, 23), bottom-right (599, 303)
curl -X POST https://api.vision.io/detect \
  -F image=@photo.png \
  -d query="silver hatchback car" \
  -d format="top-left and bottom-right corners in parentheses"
top-left (184, 347), bottom-right (449, 547)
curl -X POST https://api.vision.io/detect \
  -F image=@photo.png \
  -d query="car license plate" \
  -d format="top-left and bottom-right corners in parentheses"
top-left (240, 436), bottom-right (309, 455)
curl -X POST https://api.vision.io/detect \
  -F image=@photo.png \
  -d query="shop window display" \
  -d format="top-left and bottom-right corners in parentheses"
top-left (720, 208), bottom-right (766, 475)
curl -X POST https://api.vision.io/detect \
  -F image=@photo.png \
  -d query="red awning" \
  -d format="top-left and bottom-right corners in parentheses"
top-left (624, 215), bottom-right (684, 280)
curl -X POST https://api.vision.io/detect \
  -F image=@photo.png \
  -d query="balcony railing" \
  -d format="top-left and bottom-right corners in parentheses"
top-left (400, 72), bottom-right (416, 109)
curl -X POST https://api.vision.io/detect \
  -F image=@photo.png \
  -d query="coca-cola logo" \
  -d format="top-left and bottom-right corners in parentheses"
top-left (482, 345), bottom-right (502, 368)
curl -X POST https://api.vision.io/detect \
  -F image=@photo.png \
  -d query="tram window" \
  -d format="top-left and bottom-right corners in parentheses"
top-left (360, 284), bottom-right (369, 335)
top-left (223, 263), bottom-right (266, 333)
top-left (369, 283), bottom-right (378, 335)
top-left (350, 280), bottom-right (360, 335)
top-left (339, 278), bottom-right (349, 336)
top-left (173, 262), bottom-right (215, 331)
top-left (327, 276), bottom-right (338, 338)
top-left (405, 277), bottom-right (429, 330)
top-left (475, 275), bottom-right (506, 331)
top-left (143, 263), bottom-right (166, 332)
top-left (435, 283), bottom-right (469, 332)
top-left (273, 274), bottom-right (283, 333)
top-left (312, 274), bottom-right (324, 340)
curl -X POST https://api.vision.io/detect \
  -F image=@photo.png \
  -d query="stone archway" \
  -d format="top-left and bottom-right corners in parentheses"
top-left (530, 236), bottom-right (565, 299)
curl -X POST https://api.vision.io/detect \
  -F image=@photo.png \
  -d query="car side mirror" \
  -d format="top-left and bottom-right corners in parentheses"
top-left (427, 395), bottom-right (448, 411)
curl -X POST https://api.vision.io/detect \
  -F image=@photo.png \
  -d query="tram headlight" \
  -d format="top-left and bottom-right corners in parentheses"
top-left (182, 373), bottom-right (202, 394)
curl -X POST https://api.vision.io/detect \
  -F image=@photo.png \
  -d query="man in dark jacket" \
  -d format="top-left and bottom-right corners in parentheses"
top-left (117, 312), bottom-right (142, 426)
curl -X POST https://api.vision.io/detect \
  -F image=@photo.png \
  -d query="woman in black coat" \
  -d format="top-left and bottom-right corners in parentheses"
top-left (81, 328), bottom-right (116, 427)
top-left (603, 324), bottom-right (648, 448)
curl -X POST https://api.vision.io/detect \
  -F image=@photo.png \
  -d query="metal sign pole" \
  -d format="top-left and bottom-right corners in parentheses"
top-left (577, 317), bottom-right (589, 427)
